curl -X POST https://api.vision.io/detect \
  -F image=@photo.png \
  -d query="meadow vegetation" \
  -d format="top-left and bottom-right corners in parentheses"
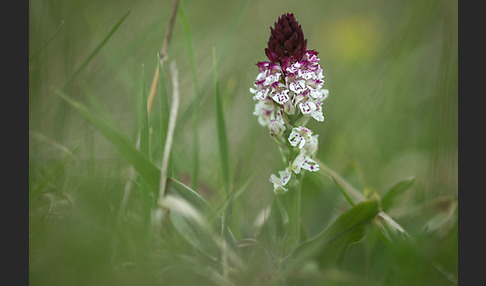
top-left (29, 0), bottom-right (457, 285)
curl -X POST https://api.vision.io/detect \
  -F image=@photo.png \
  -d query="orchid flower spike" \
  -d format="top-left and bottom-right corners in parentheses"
top-left (250, 13), bottom-right (329, 194)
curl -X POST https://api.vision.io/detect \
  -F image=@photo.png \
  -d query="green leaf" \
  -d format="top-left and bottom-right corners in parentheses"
top-left (317, 223), bottom-right (366, 266)
top-left (316, 159), bottom-right (365, 203)
top-left (287, 199), bottom-right (380, 270)
top-left (166, 178), bottom-right (217, 218)
top-left (316, 159), bottom-right (411, 240)
top-left (332, 176), bottom-right (356, 207)
top-left (164, 178), bottom-right (222, 261)
top-left (212, 48), bottom-right (230, 196)
top-left (224, 226), bottom-right (238, 252)
top-left (381, 177), bottom-right (415, 212)
top-left (54, 89), bottom-right (160, 192)
top-left (169, 210), bottom-right (218, 261)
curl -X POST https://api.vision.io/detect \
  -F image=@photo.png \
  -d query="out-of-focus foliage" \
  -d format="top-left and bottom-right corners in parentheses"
top-left (29, 0), bottom-right (457, 285)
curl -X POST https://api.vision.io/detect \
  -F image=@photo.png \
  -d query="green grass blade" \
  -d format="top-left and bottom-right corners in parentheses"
top-left (381, 177), bottom-right (415, 212)
top-left (212, 48), bottom-right (230, 197)
top-left (29, 20), bottom-right (65, 62)
top-left (140, 65), bottom-right (150, 159)
top-left (176, 0), bottom-right (252, 134)
top-left (178, 4), bottom-right (199, 90)
top-left (157, 53), bottom-right (172, 178)
top-left (178, 3), bottom-right (200, 190)
top-left (213, 0), bottom-right (252, 67)
top-left (80, 82), bottom-right (113, 123)
top-left (63, 9), bottom-right (131, 89)
top-left (54, 89), bottom-right (161, 192)
top-left (139, 65), bottom-right (152, 224)
top-left (216, 164), bottom-right (261, 215)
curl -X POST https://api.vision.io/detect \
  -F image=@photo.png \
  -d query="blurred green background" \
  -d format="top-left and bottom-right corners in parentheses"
top-left (29, 0), bottom-right (457, 285)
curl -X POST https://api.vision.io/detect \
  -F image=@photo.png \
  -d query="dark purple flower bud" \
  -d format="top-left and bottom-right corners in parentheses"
top-left (265, 13), bottom-right (309, 63)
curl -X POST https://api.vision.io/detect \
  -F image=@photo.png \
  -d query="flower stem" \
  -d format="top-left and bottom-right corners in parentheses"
top-left (294, 177), bottom-right (301, 244)
top-left (281, 171), bottom-right (303, 248)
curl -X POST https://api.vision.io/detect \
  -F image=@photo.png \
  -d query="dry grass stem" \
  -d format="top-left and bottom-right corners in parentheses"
top-left (158, 61), bottom-right (180, 201)
top-left (121, 0), bottom-right (180, 211)
top-left (147, 0), bottom-right (181, 115)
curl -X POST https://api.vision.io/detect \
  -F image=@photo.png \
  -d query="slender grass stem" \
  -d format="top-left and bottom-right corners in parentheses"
top-left (295, 174), bottom-right (303, 242)
top-left (63, 10), bottom-right (131, 89)
top-left (140, 64), bottom-right (152, 226)
top-left (285, 173), bottom-right (303, 248)
top-left (147, 0), bottom-right (180, 115)
top-left (29, 20), bottom-right (65, 62)
top-left (179, 3), bottom-right (200, 190)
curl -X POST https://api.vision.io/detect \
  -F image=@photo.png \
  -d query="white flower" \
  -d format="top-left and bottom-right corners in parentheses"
top-left (282, 99), bottom-right (296, 115)
top-left (297, 99), bottom-right (325, 122)
top-left (272, 89), bottom-right (290, 104)
top-left (250, 50), bottom-right (329, 193)
top-left (250, 87), bottom-right (269, 101)
top-left (255, 70), bottom-right (267, 81)
top-left (299, 100), bottom-right (317, 115)
top-left (286, 62), bottom-right (301, 74)
top-left (270, 119), bottom-right (285, 136)
top-left (304, 134), bottom-right (319, 156)
top-left (308, 86), bottom-right (324, 99)
top-left (322, 89), bottom-right (329, 101)
top-left (291, 152), bottom-right (320, 174)
top-left (253, 98), bottom-right (275, 127)
top-left (298, 69), bottom-right (316, 80)
top-left (264, 73), bottom-right (281, 86)
top-left (288, 126), bottom-right (313, 149)
top-left (310, 103), bottom-right (324, 122)
top-left (269, 109), bottom-right (286, 136)
top-left (289, 80), bottom-right (306, 94)
top-left (269, 168), bottom-right (292, 194)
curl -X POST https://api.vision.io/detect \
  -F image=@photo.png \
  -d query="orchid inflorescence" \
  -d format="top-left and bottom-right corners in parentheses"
top-left (250, 13), bottom-right (329, 194)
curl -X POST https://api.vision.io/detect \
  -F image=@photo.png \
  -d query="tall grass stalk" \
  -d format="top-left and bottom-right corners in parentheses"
top-left (29, 20), bottom-right (65, 62)
top-left (153, 61), bottom-right (181, 238)
top-left (178, 3), bottom-right (200, 190)
top-left (212, 47), bottom-right (235, 233)
top-left (147, 0), bottom-right (180, 114)
top-left (140, 64), bottom-right (152, 227)
top-left (212, 48), bottom-right (231, 199)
